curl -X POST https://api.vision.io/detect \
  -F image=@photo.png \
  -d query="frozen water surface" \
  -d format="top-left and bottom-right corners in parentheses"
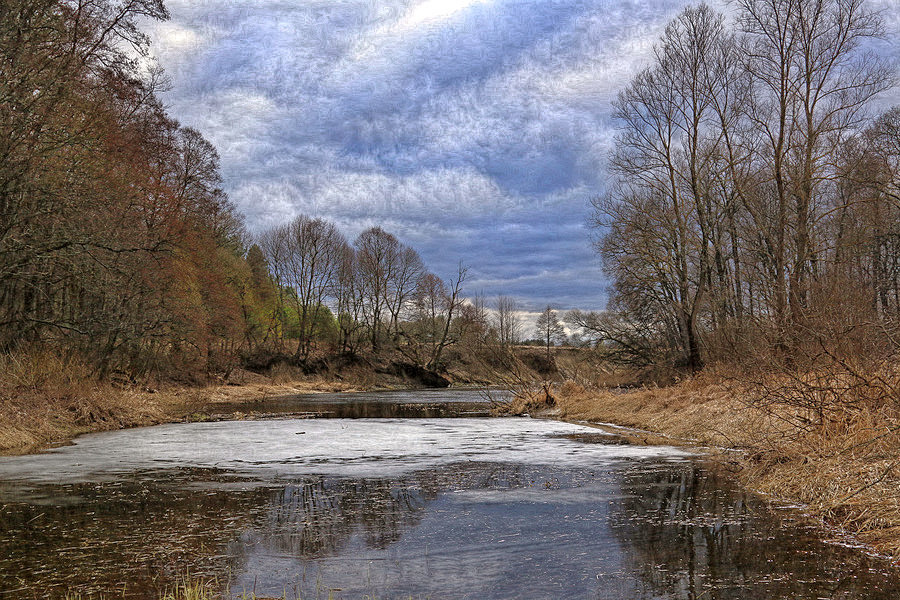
top-left (0, 416), bottom-right (690, 483)
top-left (0, 389), bottom-right (898, 599)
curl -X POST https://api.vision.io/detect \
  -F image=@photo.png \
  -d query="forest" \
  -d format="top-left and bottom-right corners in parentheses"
top-left (0, 0), bottom-right (555, 387)
top-left (1, 0), bottom-right (249, 379)
top-left (575, 0), bottom-right (900, 392)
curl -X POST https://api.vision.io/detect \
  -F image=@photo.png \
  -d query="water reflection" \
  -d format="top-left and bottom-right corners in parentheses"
top-left (207, 389), bottom-right (497, 419)
top-left (606, 463), bottom-right (900, 599)
top-left (253, 478), bottom-right (433, 557)
top-left (1, 459), bottom-right (898, 599)
top-left (0, 399), bottom-right (898, 598)
top-left (0, 464), bottom-right (543, 598)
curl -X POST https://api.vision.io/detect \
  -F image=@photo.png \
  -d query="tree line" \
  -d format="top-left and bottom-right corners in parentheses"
top-left (251, 215), bottom-right (588, 370)
top-left (252, 217), bottom-right (472, 370)
top-left (583, 0), bottom-right (900, 374)
top-left (0, 0), bottom-right (264, 378)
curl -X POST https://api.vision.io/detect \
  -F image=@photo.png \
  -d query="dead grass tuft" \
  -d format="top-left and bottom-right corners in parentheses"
top-left (492, 381), bottom-right (559, 416)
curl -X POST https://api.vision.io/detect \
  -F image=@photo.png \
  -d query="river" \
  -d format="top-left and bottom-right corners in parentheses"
top-left (0, 389), bottom-right (897, 598)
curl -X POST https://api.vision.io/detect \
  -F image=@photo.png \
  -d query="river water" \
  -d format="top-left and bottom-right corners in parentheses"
top-left (0, 389), bottom-right (898, 599)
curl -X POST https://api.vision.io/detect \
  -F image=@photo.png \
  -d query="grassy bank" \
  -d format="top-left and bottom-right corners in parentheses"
top-left (0, 351), bottom-right (384, 456)
top-left (0, 371), bottom-right (359, 457)
top-left (0, 345), bottom-right (588, 455)
top-left (554, 375), bottom-right (900, 560)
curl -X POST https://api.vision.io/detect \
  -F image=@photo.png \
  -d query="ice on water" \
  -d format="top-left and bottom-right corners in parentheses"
top-left (0, 417), bottom-right (691, 483)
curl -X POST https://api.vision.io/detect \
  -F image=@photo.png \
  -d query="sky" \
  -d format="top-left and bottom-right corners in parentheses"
top-left (143, 0), bottom-right (900, 313)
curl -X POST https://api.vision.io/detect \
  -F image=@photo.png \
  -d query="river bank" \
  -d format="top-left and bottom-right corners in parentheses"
top-left (4, 372), bottom-right (900, 597)
top-left (10, 345), bottom-right (899, 566)
top-left (0, 370), bottom-right (368, 456)
top-left (0, 344), bottom-right (589, 456)
top-left (3, 387), bottom-right (896, 599)
top-left (553, 375), bottom-right (900, 561)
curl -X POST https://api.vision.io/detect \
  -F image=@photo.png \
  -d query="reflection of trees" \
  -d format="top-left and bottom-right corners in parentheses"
top-left (10, 460), bottom-right (900, 600)
top-left (230, 399), bottom-right (491, 418)
top-left (237, 463), bottom-right (527, 560)
top-left (0, 463), bottom-right (528, 599)
top-left (607, 463), bottom-right (900, 599)
top-left (250, 478), bottom-right (434, 558)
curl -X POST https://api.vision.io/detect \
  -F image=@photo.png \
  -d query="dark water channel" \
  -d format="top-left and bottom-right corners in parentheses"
top-left (0, 389), bottom-right (898, 599)
top-left (205, 388), bottom-right (494, 419)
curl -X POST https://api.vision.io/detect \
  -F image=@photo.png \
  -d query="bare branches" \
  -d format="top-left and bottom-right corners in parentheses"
top-left (596, 0), bottom-right (898, 373)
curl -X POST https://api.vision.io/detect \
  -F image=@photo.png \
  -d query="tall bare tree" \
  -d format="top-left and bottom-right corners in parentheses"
top-left (355, 227), bottom-right (401, 351)
top-left (387, 246), bottom-right (425, 338)
top-left (535, 306), bottom-right (565, 359)
top-left (738, 0), bottom-right (892, 327)
top-left (495, 295), bottom-right (522, 348)
top-left (594, 0), bottom-right (895, 369)
top-left (600, 4), bottom-right (732, 369)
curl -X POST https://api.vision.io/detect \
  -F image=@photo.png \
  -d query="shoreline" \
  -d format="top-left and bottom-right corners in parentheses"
top-left (0, 376), bottom-right (370, 457)
top-left (552, 378), bottom-right (900, 563)
top-left (0, 345), bottom-right (584, 456)
top-left (0, 369), bottom-right (502, 456)
top-left (4, 373), bottom-right (900, 577)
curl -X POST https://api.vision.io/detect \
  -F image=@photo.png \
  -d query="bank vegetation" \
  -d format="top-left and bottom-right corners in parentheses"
top-left (557, 0), bottom-right (900, 560)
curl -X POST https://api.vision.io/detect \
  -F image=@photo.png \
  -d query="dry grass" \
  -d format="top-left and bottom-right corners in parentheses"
top-left (0, 350), bottom-right (170, 454)
top-left (0, 351), bottom-right (362, 456)
top-left (0, 343), bottom-right (523, 455)
top-left (556, 373), bottom-right (769, 447)
top-left (555, 371), bottom-right (900, 559)
top-left (491, 381), bottom-right (558, 416)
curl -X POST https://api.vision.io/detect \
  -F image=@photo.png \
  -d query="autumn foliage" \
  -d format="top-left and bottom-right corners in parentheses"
top-left (0, 0), bottom-right (266, 380)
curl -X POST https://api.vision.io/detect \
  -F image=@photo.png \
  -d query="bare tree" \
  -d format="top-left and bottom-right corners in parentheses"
top-left (602, 4), bottom-right (734, 369)
top-left (459, 291), bottom-right (490, 348)
top-left (387, 246), bottom-right (426, 338)
top-left (259, 215), bottom-right (346, 360)
top-left (257, 223), bottom-right (292, 349)
top-left (354, 227), bottom-right (401, 351)
top-left (335, 244), bottom-right (366, 354)
top-left (738, 0), bottom-right (893, 328)
top-left (535, 306), bottom-right (565, 359)
top-left (288, 216), bottom-right (346, 359)
top-left (404, 273), bottom-right (449, 366)
top-left (495, 295), bottom-right (522, 348)
top-left (567, 309), bottom-right (659, 366)
top-left (427, 264), bottom-right (468, 369)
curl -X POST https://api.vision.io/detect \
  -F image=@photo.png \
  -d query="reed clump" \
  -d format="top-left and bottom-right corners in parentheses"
top-left (491, 381), bottom-right (559, 416)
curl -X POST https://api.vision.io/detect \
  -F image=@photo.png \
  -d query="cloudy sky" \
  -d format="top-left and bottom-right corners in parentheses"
top-left (144, 0), bottom-right (899, 312)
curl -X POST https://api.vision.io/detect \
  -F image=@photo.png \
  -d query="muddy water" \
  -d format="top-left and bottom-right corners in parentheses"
top-left (0, 390), bottom-right (897, 599)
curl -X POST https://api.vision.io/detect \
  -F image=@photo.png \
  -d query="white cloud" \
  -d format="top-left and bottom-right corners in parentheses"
top-left (144, 0), bottom-right (703, 310)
